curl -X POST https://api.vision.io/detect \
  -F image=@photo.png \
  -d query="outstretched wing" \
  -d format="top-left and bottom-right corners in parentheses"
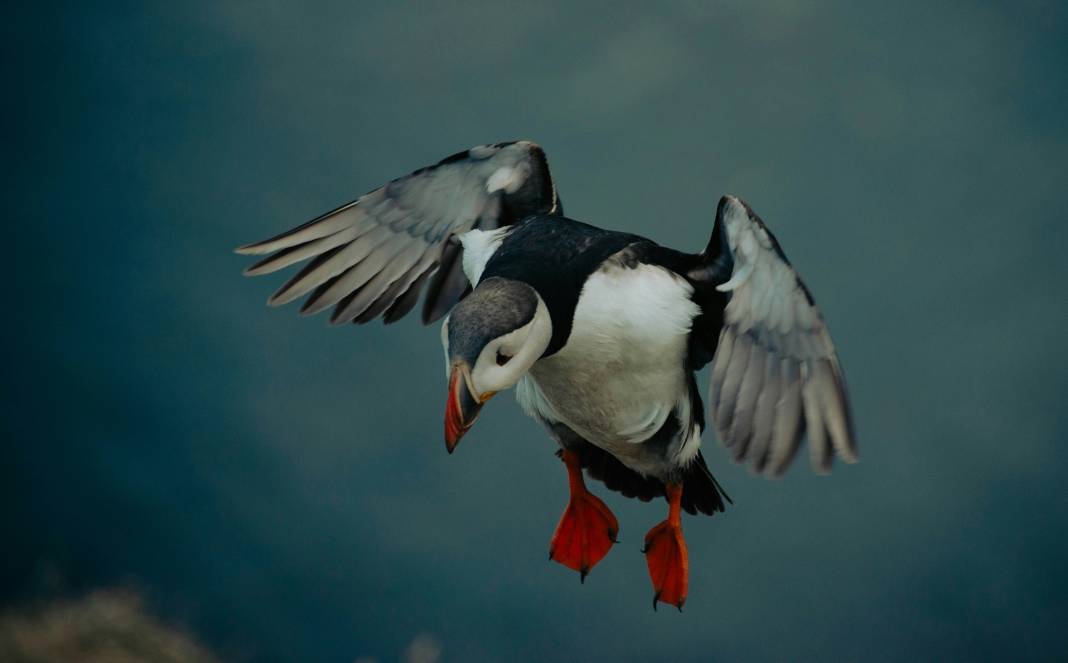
top-left (235, 141), bottom-right (560, 325)
top-left (689, 195), bottom-right (856, 478)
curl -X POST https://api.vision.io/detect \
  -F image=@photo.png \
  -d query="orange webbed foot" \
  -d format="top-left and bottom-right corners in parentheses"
top-left (549, 449), bottom-right (619, 581)
top-left (643, 483), bottom-right (688, 611)
top-left (549, 490), bottom-right (619, 580)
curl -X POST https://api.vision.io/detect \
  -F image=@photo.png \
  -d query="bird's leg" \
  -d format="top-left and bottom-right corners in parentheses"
top-left (643, 483), bottom-right (688, 611)
top-left (548, 448), bottom-right (619, 582)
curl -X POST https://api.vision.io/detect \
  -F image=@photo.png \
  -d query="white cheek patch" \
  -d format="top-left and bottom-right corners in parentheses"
top-left (468, 297), bottom-right (552, 395)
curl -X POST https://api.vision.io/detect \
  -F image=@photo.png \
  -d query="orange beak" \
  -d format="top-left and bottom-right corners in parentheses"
top-left (444, 363), bottom-right (485, 453)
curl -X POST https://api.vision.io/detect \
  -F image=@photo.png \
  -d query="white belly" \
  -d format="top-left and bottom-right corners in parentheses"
top-left (516, 261), bottom-right (701, 474)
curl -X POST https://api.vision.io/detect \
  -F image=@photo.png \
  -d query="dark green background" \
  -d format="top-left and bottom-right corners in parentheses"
top-left (8, 2), bottom-right (1067, 660)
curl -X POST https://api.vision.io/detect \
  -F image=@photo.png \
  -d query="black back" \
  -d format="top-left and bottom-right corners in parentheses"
top-left (483, 215), bottom-right (733, 368)
top-left (480, 215), bottom-right (644, 356)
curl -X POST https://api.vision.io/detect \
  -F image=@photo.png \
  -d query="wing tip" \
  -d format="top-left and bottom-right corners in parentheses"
top-left (235, 242), bottom-right (269, 256)
top-left (267, 287), bottom-right (303, 307)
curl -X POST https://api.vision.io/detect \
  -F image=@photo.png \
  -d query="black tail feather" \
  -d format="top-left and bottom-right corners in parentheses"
top-left (681, 452), bottom-right (732, 516)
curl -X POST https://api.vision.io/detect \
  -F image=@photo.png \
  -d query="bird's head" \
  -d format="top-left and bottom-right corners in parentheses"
top-left (441, 277), bottom-right (552, 452)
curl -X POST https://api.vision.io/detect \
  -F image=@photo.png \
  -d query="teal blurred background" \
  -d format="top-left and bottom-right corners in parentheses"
top-left (7, 1), bottom-right (1067, 661)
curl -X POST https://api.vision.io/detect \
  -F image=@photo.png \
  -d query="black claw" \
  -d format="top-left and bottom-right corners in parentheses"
top-left (580, 566), bottom-right (589, 583)
top-left (548, 550), bottom-right (554, 561)
top-left (652, 591), bottom-right (661, 611)
top-left (677, 603), bottom-right (684, 613)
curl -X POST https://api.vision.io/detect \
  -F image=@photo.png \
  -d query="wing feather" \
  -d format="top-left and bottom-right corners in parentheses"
top-left (715, 332), bottom-right (752, 438)
top-left (237, 141), bottom-right (560, 325)
top-left (694, 195), bottom-right (856, 477)
top-left (727, 344), bottom-right (765, 461)
top-left (746, 352), bottom-right (779, 472)
top-left (767, 359), bottom-right (805, 477)
top-left (382, 267), bottom-right (434, 324)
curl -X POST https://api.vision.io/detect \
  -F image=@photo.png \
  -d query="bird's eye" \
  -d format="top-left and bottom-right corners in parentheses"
top-left (496, 350), bottom-right (512, 366)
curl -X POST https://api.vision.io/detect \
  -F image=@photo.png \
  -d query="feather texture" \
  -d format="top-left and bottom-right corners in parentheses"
top-left (237, 141), bottom-right (560, 325)
top-left (702, 196), bottom-right (856, 477)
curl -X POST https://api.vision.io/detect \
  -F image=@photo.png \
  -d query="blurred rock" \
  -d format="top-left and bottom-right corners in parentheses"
top-left (401, 633), bottom-right (441, 663)
top-left (0, 589), bottom-right (221, 663)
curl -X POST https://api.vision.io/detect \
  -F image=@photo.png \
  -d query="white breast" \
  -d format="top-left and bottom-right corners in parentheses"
top-left (518, 260), bottom-right (701, 473)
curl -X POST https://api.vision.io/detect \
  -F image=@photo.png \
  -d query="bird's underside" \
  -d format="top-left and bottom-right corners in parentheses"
top-left (236, 140), bottom-right (857, 610)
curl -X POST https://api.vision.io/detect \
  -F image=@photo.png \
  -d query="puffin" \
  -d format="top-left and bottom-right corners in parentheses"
top-left (236, 141), bottom-right (856, 610)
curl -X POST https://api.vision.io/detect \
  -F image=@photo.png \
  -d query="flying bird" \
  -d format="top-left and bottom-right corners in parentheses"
top-left (235, 141), bottom-right (856, 610)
